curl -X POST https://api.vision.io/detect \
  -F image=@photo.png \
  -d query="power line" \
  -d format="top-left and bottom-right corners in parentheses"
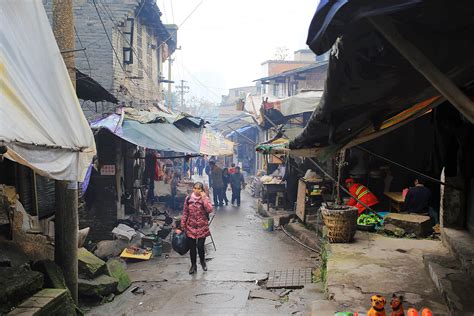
top-left (74, 25), bottom-right (91, 76)
top-left (91, 0), bottom-right (141, 104)
top-left (97, 0), bottom-right (158, 92)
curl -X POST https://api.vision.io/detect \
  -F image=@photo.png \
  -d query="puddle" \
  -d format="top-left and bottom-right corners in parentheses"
top-left (193, 292), bottom-right (235, 304)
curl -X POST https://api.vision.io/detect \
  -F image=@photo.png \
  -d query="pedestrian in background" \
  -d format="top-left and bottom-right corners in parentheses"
top-left (179, 182), bottom-right (213, 274)
top-left (209, 161), bottom-right (224, 207)
top-left (222, 168), bottom-right (230, 206)
top-left (230, 166), bottom-right (245, 206)
top-left (228, 163), bottom-right (236, 174)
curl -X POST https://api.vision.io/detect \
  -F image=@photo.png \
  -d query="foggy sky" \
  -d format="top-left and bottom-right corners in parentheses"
top-left (157, 0), bottom-right (320, 103)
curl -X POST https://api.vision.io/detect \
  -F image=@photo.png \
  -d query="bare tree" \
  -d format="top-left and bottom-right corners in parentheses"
top-left (273, 46), bottom-right (289, 61)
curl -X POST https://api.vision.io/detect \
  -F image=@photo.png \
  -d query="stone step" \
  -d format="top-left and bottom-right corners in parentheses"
top-left (442, 228), bottom-right (474, 276)
top-left (0, 267), bottom-right (44, 314)
top-left (7, 288), bottom-right (75, 316)
top-left (423, 254), bottom-right (474, 314)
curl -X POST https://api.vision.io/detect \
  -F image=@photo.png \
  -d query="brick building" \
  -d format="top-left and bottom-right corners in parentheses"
top-left (43, 0), bottom-right (177, 120)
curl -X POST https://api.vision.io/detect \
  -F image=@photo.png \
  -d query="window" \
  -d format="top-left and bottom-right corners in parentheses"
top-left (290, 82), bottom-right (298, 96)
top-left (273, 84), bottom-right (278, 97)
top-left (123, 18), bottom-right (134, 64)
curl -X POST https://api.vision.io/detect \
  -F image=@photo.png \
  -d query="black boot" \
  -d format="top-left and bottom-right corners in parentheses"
top-left (189, 264), bottom-right (197, 274)
top-left (200, 260), bottom-right (207, 271)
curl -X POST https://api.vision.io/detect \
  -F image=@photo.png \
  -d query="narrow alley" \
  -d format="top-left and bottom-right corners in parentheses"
top-left (87, 187), bottom-right (323, 315)
top-left (2, 2), bottom-right (474, 315)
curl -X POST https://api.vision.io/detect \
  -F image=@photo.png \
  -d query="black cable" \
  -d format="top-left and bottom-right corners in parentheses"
top-left (74, 25), bottom-right (92, 76)
top-left (355, 145), bottom-right (460, 190)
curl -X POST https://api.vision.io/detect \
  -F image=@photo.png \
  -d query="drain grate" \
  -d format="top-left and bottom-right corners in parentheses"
top-left (266, 268), bottom-right (313, 289)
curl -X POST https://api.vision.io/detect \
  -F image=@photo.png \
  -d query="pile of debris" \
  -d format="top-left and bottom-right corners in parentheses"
top-left (78, 247), bottom-right (131, 302)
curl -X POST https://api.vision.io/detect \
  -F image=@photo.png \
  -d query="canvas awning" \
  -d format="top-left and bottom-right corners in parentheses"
top-left (200, 129), bottom-right (234, 156)
top-left (263, 91), bottom-right (323, 117)
top-left (291, 1), bottom-right (474, 154)
top-left (0, 1), bottom-right (96, 181)
top-left (91, 114), bottom-right (200, 153)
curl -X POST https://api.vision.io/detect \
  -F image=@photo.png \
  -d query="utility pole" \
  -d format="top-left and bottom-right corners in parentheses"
top-left (167, 56), bottom-right (174, 111)
top-left (176, 79), bottom-right (189, 112)
top-left (52, 0), bottom-right (79, 303)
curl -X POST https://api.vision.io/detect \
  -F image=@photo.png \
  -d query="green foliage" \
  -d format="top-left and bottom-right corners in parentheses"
top-left (357, 213), bottom-right (381, 225)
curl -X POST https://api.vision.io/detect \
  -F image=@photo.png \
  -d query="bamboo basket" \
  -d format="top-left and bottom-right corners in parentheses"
top-left (321, 205), bottom-right (358, 243)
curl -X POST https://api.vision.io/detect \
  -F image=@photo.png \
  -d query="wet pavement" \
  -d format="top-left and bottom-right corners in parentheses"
top-left (86, 180), bottom-right (323, 315)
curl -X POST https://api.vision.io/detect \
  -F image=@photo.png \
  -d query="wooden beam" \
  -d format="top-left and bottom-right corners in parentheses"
top-left (369, 16), bottom-right (474, 124)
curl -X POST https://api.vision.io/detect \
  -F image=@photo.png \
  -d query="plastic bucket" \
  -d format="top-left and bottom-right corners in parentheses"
top-left (262, 217), bottom-right (274, 231)
top-left (152, 239), bottom-right (162, 257)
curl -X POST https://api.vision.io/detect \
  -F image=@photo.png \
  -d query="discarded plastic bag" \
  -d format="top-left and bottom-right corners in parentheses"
top-left (171, 231), bottom-right (189, 255)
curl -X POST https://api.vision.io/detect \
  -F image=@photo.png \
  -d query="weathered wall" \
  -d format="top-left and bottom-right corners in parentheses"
top-left (43, 0), bottom-right (166, 119)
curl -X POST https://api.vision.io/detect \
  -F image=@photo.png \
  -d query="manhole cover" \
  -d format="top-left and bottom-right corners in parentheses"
top-left (266, 268), bottom-right (313, 289)
top-left (193, 292), bottom-right (235, 304)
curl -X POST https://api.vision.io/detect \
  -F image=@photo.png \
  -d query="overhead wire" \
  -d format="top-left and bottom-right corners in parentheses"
top-left (74, 25), bottom-right (92, 76)
top-left (91, 0), bottom-right (140, 106)
top-left (97, 0), bottom-right (165, 97)
top-left (177, 51), bottom-right (222, 99)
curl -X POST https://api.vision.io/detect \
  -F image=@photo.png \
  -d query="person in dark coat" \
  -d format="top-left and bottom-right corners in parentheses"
top-left (179, 182), bottom-right (213, 274)
top-left (230, 166), bottom-right (245, 206)
top-left (222, 168), bottom-right (230, 206)
top-left (209, 161), bottom-right (224, 207)
top-left (402, 178), bottom-right (437, 224)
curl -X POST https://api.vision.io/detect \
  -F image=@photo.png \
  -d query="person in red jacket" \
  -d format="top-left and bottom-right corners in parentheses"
top-left (345, 178), bottom-right (379, 215)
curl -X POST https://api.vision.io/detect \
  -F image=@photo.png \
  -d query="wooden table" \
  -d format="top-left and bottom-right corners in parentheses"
top-left (262, 183), bottom-right (286, 213)
top-left (384, 192), bottom-right (405, 212)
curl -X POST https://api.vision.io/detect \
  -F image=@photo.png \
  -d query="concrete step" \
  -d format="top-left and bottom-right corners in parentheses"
top-left (423, 254), bottom-right (474, 315)
top-left (442, 228), bottom-right (474, 277)
top-left (0, 267), bottom-right (44, 314)
top-left (7, 288), bottom-right (75, 316)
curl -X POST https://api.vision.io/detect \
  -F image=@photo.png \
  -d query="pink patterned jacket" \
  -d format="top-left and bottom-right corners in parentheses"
top-left (181, 193), bottom-right (213, 239)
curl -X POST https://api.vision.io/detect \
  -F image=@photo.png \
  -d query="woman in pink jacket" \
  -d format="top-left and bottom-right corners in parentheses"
top-left (179, 182), bottom-right (213, 274)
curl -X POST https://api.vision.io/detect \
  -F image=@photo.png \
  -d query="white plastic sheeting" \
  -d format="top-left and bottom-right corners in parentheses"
top-left (266, 91), bottom-right (323, 117)
top-left (0, 1), bottom-right (96, 181)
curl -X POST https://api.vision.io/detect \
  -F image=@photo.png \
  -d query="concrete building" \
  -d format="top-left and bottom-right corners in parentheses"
top-left (220, 86), bottom-right (258, 108)
top-left (256, 61), bottom-right (328, 98)
top-left (43, 0), bottom-right (177, 120)
top-left (257, 50), bottom-right (328, 98)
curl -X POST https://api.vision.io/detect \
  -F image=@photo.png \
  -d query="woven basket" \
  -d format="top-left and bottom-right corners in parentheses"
top-left (321, 205), bottom-right (358, 243)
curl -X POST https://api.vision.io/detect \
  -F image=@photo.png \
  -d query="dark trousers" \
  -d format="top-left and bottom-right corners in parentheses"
top-left (188, 236), bottom-right (206, 266)
top-left (147, 178), bottom-right (154, 204)
top-left (222, 185), bottom-right (229, 204)
top-left (212, 186), bottom-right (224, 206)
top-left (231, 186), bottom-right (241, 206)
top-left (198, 167), bottom-right (203, 176)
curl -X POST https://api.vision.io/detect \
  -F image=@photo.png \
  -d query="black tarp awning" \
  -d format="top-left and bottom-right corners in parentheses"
top-left (291, 0), bottom-right (474, 151)
top-left (76, 69), bottom-right (118, 104)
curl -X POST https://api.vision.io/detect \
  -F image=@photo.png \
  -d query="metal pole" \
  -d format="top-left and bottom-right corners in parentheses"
top-left (261, 109), bottom-right (381, 217)
top-left (167, 56), bottom-right (172, 110)
top-left (52, 0), bottom-right (78, 303)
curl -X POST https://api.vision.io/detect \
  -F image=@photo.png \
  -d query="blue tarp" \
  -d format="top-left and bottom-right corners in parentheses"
top-left (91, 114), bottom-right (200, 153)
top-left (227, 125), bottom-right (256, 137)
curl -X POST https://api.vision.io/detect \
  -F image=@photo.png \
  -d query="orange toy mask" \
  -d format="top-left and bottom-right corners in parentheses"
top-left (390, 294), bottom-right (404, 316)
top-left (368, 295), bottom-right (387, 316)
